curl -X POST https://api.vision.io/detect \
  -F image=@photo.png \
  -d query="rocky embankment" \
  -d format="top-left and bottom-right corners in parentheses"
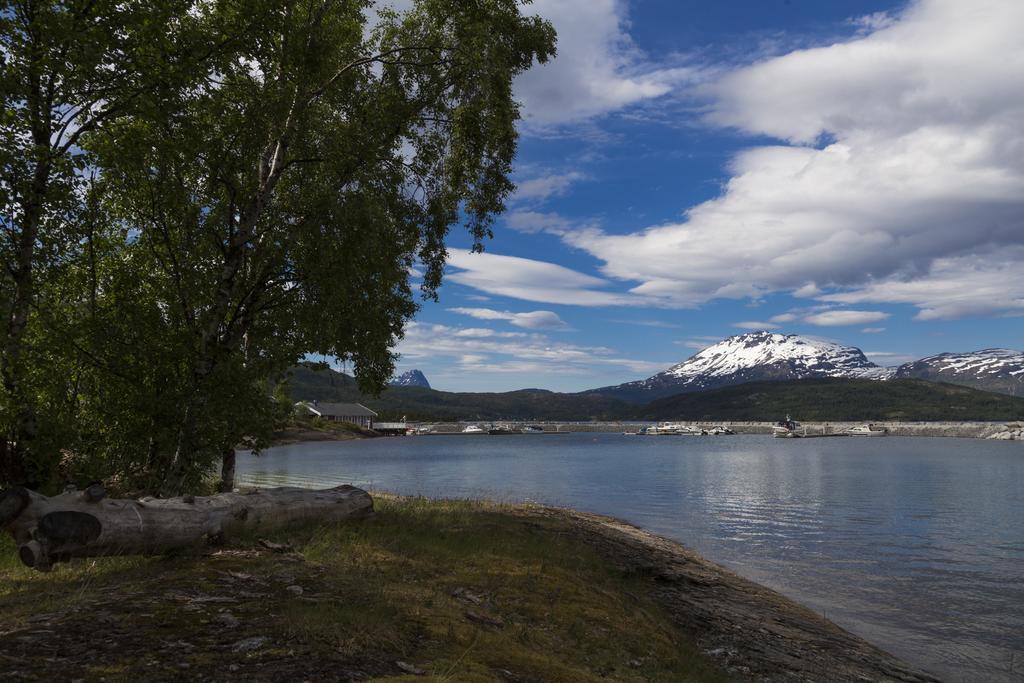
top-left (984, 421), bottom-right (1024, 440)
top-left (420, 421), bottom-right (1024, 439)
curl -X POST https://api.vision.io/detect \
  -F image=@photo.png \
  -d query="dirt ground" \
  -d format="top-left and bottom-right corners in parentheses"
top-left (0, 499), bottom-right (939, 682)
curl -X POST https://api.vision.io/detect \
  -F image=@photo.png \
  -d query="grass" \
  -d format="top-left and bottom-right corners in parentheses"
top-left (0, 496), bottom-right (727, 682)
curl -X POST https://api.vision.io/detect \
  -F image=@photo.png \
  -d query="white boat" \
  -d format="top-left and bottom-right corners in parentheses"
top-left (847, 424), bottom-right (888, 436)
top-left (772, 416), bottom-right (804, 438)
top-left (708, 426), bottom-right (735, 435)
top-left (461, 425), bottom-right (486, 434)
top-left (651, 422), bottom-right (704, 435)
top-left (522, 425), bottom-right (545, 433)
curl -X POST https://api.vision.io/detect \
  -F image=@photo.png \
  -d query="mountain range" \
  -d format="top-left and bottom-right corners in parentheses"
top-left (288, 332), bottom-right (1024, 420)
top-left (588, 332), bottom-right (1022, 402)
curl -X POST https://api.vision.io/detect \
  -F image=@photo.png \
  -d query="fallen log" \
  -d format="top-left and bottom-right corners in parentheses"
top-left (0, 484), bottom-right (373, 571)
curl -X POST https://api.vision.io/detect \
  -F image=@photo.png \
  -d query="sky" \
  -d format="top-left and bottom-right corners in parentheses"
top-left (384, 0), bottom-right (1024, 393)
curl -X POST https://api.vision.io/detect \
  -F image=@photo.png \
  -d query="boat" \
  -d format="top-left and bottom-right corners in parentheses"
top-left (461, 425), bottom-right (486, 434)
top-left (772, 415), bottom-right (804, 438)
top-left (488, 424), bottom-right (522, 435)
top-left (522, 425), bottom-right (545, 433)
top-left (847, 424), bottom-right (888, 436)
top-left (707, 426), bottom-right (735, 435)
top-left (647, 422), bottom-right (702, 435)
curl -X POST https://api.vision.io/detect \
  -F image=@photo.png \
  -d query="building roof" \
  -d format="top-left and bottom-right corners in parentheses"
top-left (301, 402), bottom-right (378, 418)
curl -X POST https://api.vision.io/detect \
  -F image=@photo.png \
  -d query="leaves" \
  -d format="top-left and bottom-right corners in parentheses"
top-left (0, 0), bottom-right (555, 493)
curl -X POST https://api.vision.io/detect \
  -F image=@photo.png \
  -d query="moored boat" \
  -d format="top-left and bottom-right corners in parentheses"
top-left (462, 425), bottom-right (486, 434)
top-left (488, 424), bottom-right (522, 435)
top-left (522, 425), bottom-right (545, 434)
top-left (708, 426), bottom-right (735, 435)
top-left (847, 424), bottom-right (888, 436)
top-left (650, 422), bottom-right (705, 435)
top-left (772, 416), bottom-right (804, 438)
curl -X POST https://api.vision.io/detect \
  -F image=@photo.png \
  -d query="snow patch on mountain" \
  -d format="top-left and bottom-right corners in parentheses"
top-left (895, 349), bottom-right (1024, 396)
top-left (662, 332), bottom-right (893, 385)
top-left (591, 331), bottom-right (893, 403)
top-left (904, 349), bottom-right (1024, 376)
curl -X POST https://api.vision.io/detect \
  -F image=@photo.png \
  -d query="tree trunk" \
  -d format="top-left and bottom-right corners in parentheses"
top-left (219, 447), bottom-right (236, 492)
top-left (0, 484), bottom-right (373, 572)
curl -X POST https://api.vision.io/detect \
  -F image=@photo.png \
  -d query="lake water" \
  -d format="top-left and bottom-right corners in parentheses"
top-left (238, 433), bottom-right (1024, 681)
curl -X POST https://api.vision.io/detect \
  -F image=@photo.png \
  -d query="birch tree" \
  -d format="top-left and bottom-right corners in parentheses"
top-left (74, 0), bottom-right (555, 494)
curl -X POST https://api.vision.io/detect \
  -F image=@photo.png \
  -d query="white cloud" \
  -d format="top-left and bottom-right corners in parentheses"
top-left (373, 0), bottom-right (690, 128)
top-left (552, 0), bottom-right (1024, 319)
top-left (445, 251), bottom-right (651, 307)
top-left (504, 210), bottom-right (575, 235)
top-left (819, 250), bottom-right (1024, 320)
top-left (448, 307), bottom-right (570, 331)
top-left (514, 0), bottom-right (699, 126)
top-left (451, 327), bottom-right (528, 339)
top-left (513, 172), bottom-right (586, 203)
top-left (862, 327), bottom-right (886, 334)
top-left (803, 310), bottom-right (890, 327)
top-left (733, 321), bottom-right (780, 330)
top-left (396, 322), bottom-right (670, 376)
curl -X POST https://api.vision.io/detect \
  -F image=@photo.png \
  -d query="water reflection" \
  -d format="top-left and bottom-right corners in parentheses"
top-left (238, 434), bottom-right (1024, 681)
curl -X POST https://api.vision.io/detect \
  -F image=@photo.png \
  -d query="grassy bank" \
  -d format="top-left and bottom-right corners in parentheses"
top-left (0, 497), bottom-right (724, 682)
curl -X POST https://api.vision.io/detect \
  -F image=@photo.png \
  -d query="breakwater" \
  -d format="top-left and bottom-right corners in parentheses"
top-left (417, 420), bottom-right (1024, 439)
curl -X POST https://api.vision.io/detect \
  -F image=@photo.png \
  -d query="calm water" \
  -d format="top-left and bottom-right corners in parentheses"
top-left (238, 434), bottom-right (1024, 681)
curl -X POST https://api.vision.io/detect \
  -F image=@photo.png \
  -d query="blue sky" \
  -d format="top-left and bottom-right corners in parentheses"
top-left (388, 0), bottom-right (1024, 392)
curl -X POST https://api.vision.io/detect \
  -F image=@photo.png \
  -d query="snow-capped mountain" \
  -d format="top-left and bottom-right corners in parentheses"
top-left (590, 332), bottom-right (892, 403)
top-left (895, 349), bottom-right (1024, 396)
top-left (389, 369), bottom-right (431, 389)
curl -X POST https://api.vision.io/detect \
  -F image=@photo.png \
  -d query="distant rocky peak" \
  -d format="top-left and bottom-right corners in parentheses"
top-left (390, 369), bottom-right (431, 389)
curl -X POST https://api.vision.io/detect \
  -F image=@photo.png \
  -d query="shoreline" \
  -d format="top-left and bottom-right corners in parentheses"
top-left (293, 420), bottom-right (1022, 441)
top-left (267, 426), bottom-right (372, 447)
top-left (524, 503), bottom-right (941, 682)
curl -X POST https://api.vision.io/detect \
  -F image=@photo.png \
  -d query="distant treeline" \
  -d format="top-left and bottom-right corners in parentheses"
top-left (287, 364), bottom-right (1024, 422)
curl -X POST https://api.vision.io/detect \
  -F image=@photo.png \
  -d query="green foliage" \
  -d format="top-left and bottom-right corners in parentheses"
top-left (0, 0), bottom-right (205, 489)
top-left (0, 1), bottom-right (555, 492)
